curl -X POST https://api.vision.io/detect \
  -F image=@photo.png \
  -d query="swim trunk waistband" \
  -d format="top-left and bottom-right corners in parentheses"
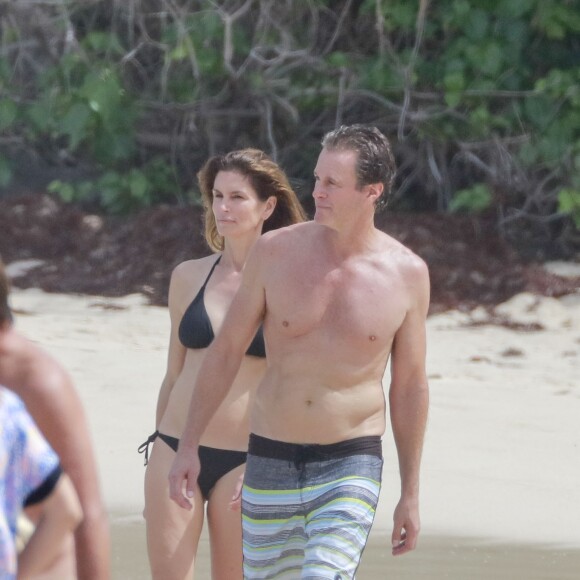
top-left (248, 433), bottom-right (382, 463)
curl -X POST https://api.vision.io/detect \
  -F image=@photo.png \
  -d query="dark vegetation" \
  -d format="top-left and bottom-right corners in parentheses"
top-left (1, 194), bottom-right (577, 314)
top-left (0, 1), bottom-right (579, 310)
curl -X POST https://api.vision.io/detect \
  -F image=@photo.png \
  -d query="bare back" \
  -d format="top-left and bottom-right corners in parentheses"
top-left (251, 222), bottom-right (427, 443)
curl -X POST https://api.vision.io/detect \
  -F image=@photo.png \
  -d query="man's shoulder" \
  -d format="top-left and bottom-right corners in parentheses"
top-left (0, 329), bottom-right (68, 391)
top-left (262, 221), bottom-right (313, 241)
top-left (0, 327), bottom-right (30, 361)
top-left (376, 231), bottom-right (429, 279)
top-left (258, 222), bottom-right (315, 253)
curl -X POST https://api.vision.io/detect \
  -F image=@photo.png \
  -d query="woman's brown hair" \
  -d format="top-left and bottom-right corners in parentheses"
top-left (197, 149), bottom-right (306, 252)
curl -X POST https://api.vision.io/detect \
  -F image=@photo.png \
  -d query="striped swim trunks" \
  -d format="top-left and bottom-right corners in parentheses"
top-left (241, 433), bottom-right (383, 579)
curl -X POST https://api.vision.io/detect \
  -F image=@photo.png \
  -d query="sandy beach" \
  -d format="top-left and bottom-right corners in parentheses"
top-left (8, 282), bottom-right (580, 579)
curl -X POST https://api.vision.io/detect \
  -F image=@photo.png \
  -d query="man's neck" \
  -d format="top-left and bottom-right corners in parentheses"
top-left (322, 217), bottom-right (380, 260)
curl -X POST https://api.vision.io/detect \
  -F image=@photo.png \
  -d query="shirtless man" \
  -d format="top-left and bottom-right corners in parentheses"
top-left (169, 124), bottom-right (430, 578)
top-left (0, 258), bottom-right (110, 579)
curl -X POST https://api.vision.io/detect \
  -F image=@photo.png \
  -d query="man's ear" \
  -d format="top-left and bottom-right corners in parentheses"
top-left (263, 196), bottom-right (277, 220)
top-left (367, 183), bottom-right (384, 204)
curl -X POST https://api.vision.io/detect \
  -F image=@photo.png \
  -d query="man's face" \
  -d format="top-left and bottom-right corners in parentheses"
top-left (312, 148), bottom-right (362, 228)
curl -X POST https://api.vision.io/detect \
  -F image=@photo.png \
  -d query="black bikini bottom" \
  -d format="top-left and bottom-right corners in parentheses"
top-left (138, 430), bottom-right (247, 500)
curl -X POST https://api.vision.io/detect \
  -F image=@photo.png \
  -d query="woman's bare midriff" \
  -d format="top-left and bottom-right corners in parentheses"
top-left (158, 348), bottom-right (264, 451)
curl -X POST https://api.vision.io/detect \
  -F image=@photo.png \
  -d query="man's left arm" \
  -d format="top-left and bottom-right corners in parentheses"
top-left (388, 257), bottom-right (430, 556)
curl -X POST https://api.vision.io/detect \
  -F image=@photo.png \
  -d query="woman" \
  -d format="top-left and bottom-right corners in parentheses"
top-left (140, 149), bottom-right (305, 579)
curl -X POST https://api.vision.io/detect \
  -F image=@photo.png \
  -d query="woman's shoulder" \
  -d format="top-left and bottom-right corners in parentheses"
top-left (169, 255), bottom-right (221, 299)
top-left (171, 254), bottom-right (220, 280)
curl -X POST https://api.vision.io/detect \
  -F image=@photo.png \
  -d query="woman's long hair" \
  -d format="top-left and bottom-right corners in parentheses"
top-left (197, 149), bottom-right (306, 252)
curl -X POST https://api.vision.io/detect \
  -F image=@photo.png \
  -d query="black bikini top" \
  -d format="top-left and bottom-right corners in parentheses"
top-left (178, 256), bottom-right (266, 358)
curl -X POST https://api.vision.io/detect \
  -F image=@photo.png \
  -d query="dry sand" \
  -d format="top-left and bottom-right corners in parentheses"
top-left (8, 280), bottom-right (580, 579)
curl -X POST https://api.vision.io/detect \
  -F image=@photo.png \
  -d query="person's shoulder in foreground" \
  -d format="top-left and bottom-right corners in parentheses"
top-left (0, 257), bottom-right (111, 579)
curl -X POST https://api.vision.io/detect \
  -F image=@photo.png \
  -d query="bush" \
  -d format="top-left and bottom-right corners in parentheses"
top-left (0, 0), bottom-right (578, 255)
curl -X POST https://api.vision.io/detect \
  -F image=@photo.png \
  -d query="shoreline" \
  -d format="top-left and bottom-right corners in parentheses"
top-left (110, 517), bottom-right (580, 580)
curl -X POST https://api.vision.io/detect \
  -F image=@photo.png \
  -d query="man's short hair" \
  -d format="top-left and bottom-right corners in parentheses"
top-left (322, 124), bottom-right (396, 211)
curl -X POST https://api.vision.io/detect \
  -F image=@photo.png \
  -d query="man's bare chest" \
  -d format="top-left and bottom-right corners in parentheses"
top-left (266, 266), bottom-right (407, 345)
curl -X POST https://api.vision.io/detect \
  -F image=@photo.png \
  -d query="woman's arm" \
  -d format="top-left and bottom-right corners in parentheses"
top-left (155, 262), bottom-right (195, 426)
top-left (18, 473), bottom-right (83, 578)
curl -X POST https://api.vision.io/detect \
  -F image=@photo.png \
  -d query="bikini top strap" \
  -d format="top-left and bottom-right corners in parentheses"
top-left (200, 255), bottom-right (222, 290)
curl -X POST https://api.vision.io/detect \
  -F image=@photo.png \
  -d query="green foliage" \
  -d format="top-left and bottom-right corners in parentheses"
top-left (558, 188), bottom-right (580, 229)
top-left (48, 157), bottom-right (179, 214)
top-left (0, 100), bottom-right (17, 131)
top-left (0, 156), bottom-right (12, 188)
top-left (34, 62), bottom-right (137, 164)
top-left (450, 184), bottom-right (493, 214)
top-left (0, 0), bottom-right (579, 250)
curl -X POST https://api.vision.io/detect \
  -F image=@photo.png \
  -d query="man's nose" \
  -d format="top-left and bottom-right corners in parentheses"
top-left (312, 184), bottom-right (326, 199)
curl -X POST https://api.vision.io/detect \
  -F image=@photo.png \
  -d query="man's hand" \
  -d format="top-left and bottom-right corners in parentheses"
top-left (168, 446), bottom-right (200, 510)
top-left (228, 471), bottom-right (245, 511)
top-left (391, 497), bottom-right (420, 556)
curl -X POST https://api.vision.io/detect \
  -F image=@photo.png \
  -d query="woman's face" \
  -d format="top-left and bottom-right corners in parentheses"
top-left (212, 170), bottom-right (273, 239)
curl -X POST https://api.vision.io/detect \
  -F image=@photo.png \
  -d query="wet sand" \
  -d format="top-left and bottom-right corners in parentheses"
top-left (111, 517), bottom-right (580, 579)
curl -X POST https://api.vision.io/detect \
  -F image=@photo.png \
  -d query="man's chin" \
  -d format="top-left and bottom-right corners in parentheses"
top-left (313, 211), bottom-right (329, 224)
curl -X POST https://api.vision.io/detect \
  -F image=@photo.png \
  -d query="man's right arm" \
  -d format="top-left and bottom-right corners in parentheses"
top-left (388, 256), bottom-right (430, 556)
top-left (168, 243), bottom-right (268, 509)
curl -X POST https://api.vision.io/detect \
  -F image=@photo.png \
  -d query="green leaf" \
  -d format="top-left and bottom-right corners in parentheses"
top-left (524, 96), bottom-right (553, 130)
top-left (480, 42), bottom-right (503, 77)
top-left (450, 184), bottom-right (492, 214)
top-left (327, 51), bottom-right (349, 68)
top-left (444, 91), bottom-right (462, 108)
top-left (444, 71), bottom-right (465, 93)
top-left (128, 170), bottom-right (149, 199)
top-left (60, 103), bottom-right (92, 150)
top-left (83, 32), bottom-right (124, 56)
top-left (26, 101), bottom-right (53, 132)
top-left (465, 10), bottom-right (489, 41)
top-left (48, 180), bottom-right (75, 202)
top-left (518, 142), bottom-right (539, 166)
top-left (80, 69), bottom-right (123, 124)
top-left (0, 100), bottom-right (18, 131)
top-left (498, 0), bottom-right (532, 19)
top-left (0, 156), bottom-right (13, 188)
top-left (558, 188), bottom-right (580, 228)
top-left (169, 41), bottom-right (189, 62)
